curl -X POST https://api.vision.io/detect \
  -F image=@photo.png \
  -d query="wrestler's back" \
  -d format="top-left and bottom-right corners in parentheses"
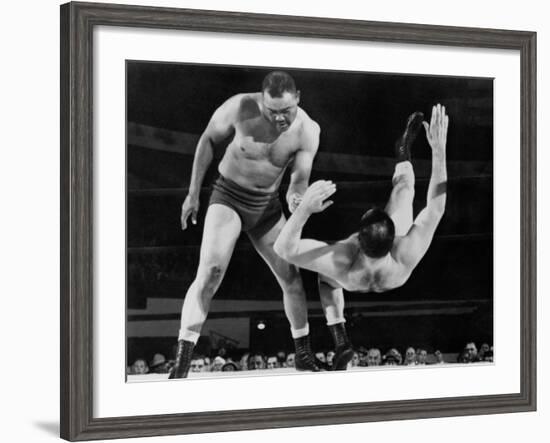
top-left (339, 235), bottom-right (411, 293)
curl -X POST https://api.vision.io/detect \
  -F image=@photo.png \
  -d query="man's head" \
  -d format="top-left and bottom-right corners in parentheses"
top-left (416, 349), bottom-right (428, 365)
top-left (249, 353), bottom-right (266, 370)
top-left (131, 358), bottom-right (149, 375)
top-left (211, 356), bottom-right (226, 372)
top-left (285, 352), bottom-right (296, 368)
top-left (266, 356), bottom-right (279, 369)
top-left (261, 71), bottom-right (300, 132)
top-left (358, 208), bottom-right (396, 258)
top-left (239, 352), bottom-right (250, 370)
top-left (190, 357), bottom-right (205, 372)
top-left (366, 348), bottom-right (382, 367)
top-left (383, 349), bottom-right (402, 366)
top-left (479, 343), bottom-right (490, 357)
top-left (404, 347), bottom-right (416, 364)
top-left (465, 342), bottom-right (478, 360)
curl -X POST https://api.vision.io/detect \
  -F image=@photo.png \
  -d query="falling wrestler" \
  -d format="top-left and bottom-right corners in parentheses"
top-left (274, 105), bottom-right (449, 304)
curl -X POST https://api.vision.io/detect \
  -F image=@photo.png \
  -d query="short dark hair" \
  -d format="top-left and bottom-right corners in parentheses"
top-left (262, 71), bottom-right (297, 97)
top-left (358, 208), bottom-right (395, 258)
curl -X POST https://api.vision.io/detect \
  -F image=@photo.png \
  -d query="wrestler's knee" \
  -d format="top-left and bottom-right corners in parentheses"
top-left (196, 263), bottom-right (226, 294)
top-left (392, 170), bottom-right (415, 189)
top-left (278, 265), bottom-right (304, 295)
top-left (392, 173), bottom-right (415, 203)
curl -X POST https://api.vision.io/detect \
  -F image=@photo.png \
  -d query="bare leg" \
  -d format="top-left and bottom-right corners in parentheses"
top-left (247, 215), bottom-right (308, 331)
top-left (178, 204), bottom-right (242, 342)
top-left (318, 275), bottom-right (345, 325)
top-left (248, 215), bottom-right (323, 371)
top-left (385, 161), bottom-right (415, 236)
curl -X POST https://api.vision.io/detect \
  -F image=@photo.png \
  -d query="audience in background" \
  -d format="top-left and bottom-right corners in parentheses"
top-left (403, 347), bottom-right (417, 365)
top-left (239, 352), bottom-right (250, 371)
top-left (276, 350), bottom-right (287, 367)
top-left (434, 350), bottom-right (445, 364)
top-left (350, 352), bottom-right (360, 369)
top-left (366, 348), bottom-right (382, 367)
top-left (190, 357), bottom-right (206, 372)
top-left (285, 353), bottom-right (296, 368)
top-left (326, 350), bottom-right (335, 369)
top-left (416, 349), bottom-right (428, 365)
top-left (211, 356), bottom-right (226, 372)
top-left (131, 358), bottom-right (149, 375)
top-left (383, 348), bottom-right (402, 366)
top-left (249, 353), bottom-right (266, 370)
top-left (464, 342), bottom-right (480, 362)
top-left (266, 355), bottom-right (280, 369)
top-left (129, 339), bottom-right (494, 375)
top-left (222, 361), bottom-right (239, 371)
top-left (315, 352), bottom-right (327, 365)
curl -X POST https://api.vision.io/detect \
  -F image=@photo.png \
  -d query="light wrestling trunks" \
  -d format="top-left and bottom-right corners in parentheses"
top-left (209, 175), bottom-right (283, 238)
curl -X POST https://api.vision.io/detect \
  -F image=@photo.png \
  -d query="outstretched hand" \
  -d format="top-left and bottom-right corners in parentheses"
top-left (300, 180), bottom-right (337, 215)
top-left (422, 103), bottom-right (449, 155)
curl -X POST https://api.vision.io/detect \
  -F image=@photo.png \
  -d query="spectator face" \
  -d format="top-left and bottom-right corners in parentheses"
top-left (212, 357), bottom-right (225, 371)
top-left (417, 349), bottom-right (427, 364)
top-left (315, 352), bottom-right (326, 363)
top-left (249, 355), bottom-right (266, 370)
top-left (239, 353), bottom-right (250, 370)
top-left (384, 349), bottom-right (402, 365)
top-left (267, 356), bottom-right (279, 369)
top-left (435, 350), bottom-right (444, 363)
top-left (405, 347), bottom-right (416, 364)
top-left (190, 358), bottom-right (205, 372)
top-left (465, 342), bottom-right (478, 359)
top-left (326, 351), bottom-right (335, 366)
top-left (132, 359), bottom-right (149, 375)
top-left (458, 350), bottom-right (471, 363)
top-left (479, 343), bottom-right (490, 356)
top-left (351, 352), bottom-right (360, 367)
top-left (286, 353), bottom-right (296, 368)
top-left (367, 349), bottom-right (382, 366)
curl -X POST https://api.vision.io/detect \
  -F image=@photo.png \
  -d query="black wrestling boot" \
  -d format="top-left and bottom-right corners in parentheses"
top-left (294, 335), bottom-right (322, 372)
top-left (395, 111), bottom-right (424, 162)
top-left (168, 339), bottom-right (194, 379)
top-left (329, 322), bottom-right (355, 371)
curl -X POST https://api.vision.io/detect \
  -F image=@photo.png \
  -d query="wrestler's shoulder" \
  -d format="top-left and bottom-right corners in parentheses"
top-left (297, 107), bottom-right (321, 134)
top-left (221, 93), bottom-right (261, 115)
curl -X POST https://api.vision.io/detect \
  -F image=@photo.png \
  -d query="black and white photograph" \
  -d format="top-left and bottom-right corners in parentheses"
top-left (126, 62), bottom-right (494, 381)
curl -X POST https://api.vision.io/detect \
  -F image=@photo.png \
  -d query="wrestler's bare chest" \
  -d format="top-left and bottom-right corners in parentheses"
top-left (229, 118), bottom-right (301, 168)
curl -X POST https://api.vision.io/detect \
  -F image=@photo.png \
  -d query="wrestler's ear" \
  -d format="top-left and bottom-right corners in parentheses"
top-left (295, 90), bottom-right (301, 104)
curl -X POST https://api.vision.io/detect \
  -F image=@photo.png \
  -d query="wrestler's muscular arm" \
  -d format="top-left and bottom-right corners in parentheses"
top-left (180, 97), bottom-right (238, 230)
top-left (396, 104), bottom-right (449, 269)
top-left (286, 120), bottom-right (320, 213)
top-left (274, 180), bottom-right (349, 281)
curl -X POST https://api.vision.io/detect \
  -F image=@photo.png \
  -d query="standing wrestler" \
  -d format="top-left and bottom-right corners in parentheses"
top-left (274, 104), bottom-right (448, 301)
top-left (170, 71), bottom-right (350, 378)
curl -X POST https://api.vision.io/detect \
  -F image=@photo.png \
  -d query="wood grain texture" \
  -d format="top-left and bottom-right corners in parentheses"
top-left (60, 2), bottom-right (536, 440)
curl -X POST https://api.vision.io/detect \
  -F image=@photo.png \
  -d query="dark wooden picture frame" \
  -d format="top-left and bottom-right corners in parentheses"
top-left (60, 1), bottom-right (536, 441)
